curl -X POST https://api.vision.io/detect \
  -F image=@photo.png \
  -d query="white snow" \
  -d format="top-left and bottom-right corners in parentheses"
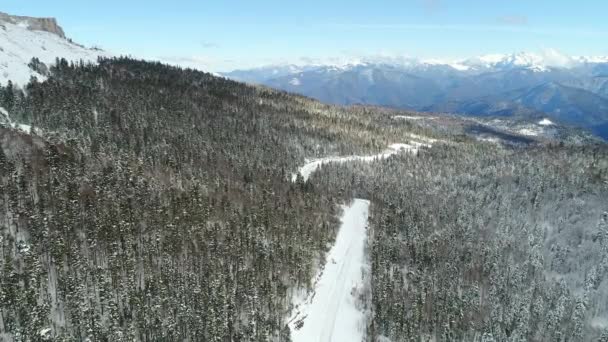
top-left (422, 58), bottom-right (471, 71)
top-left (590, 316), bottom-right (608, 329)
top-left (407, 133), bottom-right (440, 145)
top-left (393, 115), bottom-right (431, 120)
top-left (476, 136), bottom-right (502, 144)
top-left (461, 50), bottom-right (578, 72)
top-left (573, 55), bottom-right (608, 64)
top-left (538, 118), bottom-right (554, 126)
top-left (0, 106), bottom-right (38, 134)
top-left (518, 127), bottom-right (541, 136)
top-left (0, 21), bottom-right (110, 86)
top-left (289, 77), bottom-right (302, 86)
top-left (287, 137), bottom-right (437, 340)
top-left (292, 142), bottom-right (427, 182)
top-left (289, 199), bottom-right (370, 342)
top-left (39, 328), bottom-right (52, 338)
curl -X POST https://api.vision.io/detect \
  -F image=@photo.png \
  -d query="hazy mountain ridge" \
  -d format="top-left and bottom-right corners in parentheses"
top-left (224, 53), bottom-right (608, 139)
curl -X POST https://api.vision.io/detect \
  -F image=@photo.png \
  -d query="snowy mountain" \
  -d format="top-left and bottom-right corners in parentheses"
top-left (0, 11), bottom-right (110, 86)
top-left (223, 51), bottom-right (608, 82)
top-left (223, 52), bottom-right (608, 139)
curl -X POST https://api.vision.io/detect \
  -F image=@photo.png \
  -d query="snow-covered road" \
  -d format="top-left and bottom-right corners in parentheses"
top-left (292, 142), bottom-right (428, 182)
top-left (287, 138), bottom-right (435, 341)
top-left (289, 199), bottom-right (370, 342)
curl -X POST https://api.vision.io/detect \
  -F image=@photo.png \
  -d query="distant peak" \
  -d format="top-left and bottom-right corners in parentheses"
top-left (462, 50), bottom-right (577, 72)
top-left (0, 11), bottom-right (65, 38)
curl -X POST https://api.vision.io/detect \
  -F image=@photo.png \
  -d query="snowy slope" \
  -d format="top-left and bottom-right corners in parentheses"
top-left (289, 199), bottom-right (370, 342)
top-left (0, 20), bottom-right (110, 86)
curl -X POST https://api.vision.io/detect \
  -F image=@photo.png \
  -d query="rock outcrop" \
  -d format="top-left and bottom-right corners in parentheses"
top-left (0, 11), bottom-right (66, 38)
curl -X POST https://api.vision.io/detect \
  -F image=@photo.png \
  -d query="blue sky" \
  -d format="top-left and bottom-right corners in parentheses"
top-left (3, 0), bottom-right (608, 71)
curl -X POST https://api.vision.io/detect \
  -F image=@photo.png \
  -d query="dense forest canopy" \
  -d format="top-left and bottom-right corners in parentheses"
top-left (311, 143), bottom-right (608, 341)
top-left (0, 57), bottom-right (607, 341)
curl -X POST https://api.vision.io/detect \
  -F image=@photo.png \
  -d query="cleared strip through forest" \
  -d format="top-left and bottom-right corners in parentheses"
top-left (288, 139), bottom-right (433, 341)
top-left (289, 199), bottom-right (370, 342)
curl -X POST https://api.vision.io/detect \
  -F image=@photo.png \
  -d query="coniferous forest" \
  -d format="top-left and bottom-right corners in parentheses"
top-left (1, 58), bottom-right (607, 341)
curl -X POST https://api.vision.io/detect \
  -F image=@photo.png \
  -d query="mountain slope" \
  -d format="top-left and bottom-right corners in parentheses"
top-left (0, 56), bottom-right (606, 342)
top-left (266, 64), bottom-right (444, 108)
top-left (428, 82), bottom-right (608, 138)
top-left (224, 54), bottom-right (608, 139)
top-left (0, 12), bottom-right (109, 86)
top-left (0, 57), bottom-right (447, 341)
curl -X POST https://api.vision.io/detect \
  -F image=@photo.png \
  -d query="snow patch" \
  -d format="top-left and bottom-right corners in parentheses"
top-left (289, 77), bottom-right (301, 86)
top-left (393, 115), bottom-right (433, 121)
top-left (407, 133), bottom-right (439, 145)
top-left (0, 106), bottom-right (39, 134)
top-left (289, 199), bottom-right (370, 342)
top-left (476, 136), bottom-right (502, 144)
top-left (518, 127), bottom-right (541, 136)
top-left (39, 328), bottom-right (52, 339)
top-left (538, 118), bottom-right (554, 126)
top-left (423, 58), bottom-right (471, 71)
top-left (462, 50), bottom-right (576, 72)
top-left (590, 316), bottom-right (608, 329)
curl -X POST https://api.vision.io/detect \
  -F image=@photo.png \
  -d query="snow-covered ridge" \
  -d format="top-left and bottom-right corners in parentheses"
top-left (227, 50), bottom-right (608, 76)
top-left (0, 18), bottom-right (110, 86)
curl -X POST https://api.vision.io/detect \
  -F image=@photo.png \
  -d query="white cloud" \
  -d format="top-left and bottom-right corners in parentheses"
top-left (538, 48), bottom-right (574, 68)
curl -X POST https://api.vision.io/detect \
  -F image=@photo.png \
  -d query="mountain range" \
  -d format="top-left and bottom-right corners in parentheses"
top-left (223, 52), bottom-right (608, 139)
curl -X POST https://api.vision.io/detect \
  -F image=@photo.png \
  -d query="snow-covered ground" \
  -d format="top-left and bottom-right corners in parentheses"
top-left (0, 106), bottom-right (37, 134)
top-left (292, 142), bottom-right (428, 182)
top-left (393, 115), bottom-right (435, 121)
top-left (476, 136), bottom-right (502, 144)
top-left (289, 199), bottom-right (370, 342)
top-left (517, 127), bottom-right (543, 137)
top-left (0, 21), bottom-right (110, 86)
top-left (473, 117), bottom-right (558, 140)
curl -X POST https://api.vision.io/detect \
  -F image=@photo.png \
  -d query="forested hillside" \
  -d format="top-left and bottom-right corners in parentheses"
top-left (1, 57), bottom-right (607, 341)
top-left (311, 143), bottom-right (608, 341)
top-left (0, 57), bottom-right (422, 341)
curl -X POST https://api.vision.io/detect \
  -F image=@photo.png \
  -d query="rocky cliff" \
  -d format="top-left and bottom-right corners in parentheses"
top-left (0, 11), bottom-right (65, 38)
